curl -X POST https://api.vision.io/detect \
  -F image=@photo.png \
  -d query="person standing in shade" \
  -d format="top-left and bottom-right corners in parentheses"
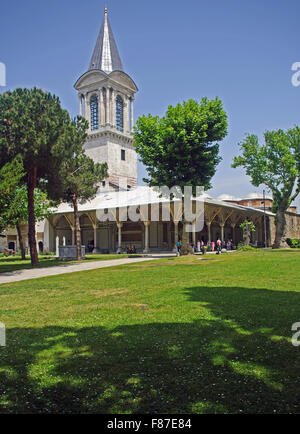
top-left (176, 239), bottom-right (182, 256)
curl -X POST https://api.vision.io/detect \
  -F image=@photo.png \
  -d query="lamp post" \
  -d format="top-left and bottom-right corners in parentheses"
top-left (263, 190), bottom-right (267, 248)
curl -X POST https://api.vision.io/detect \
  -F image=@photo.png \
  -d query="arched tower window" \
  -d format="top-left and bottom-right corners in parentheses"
top-left (116, 95), bottom-right (124, 132)
top-left (90, 94), bottom-right (99, 130)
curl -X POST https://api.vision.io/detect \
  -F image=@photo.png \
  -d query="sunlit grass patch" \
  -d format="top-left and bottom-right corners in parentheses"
top-left (0, 250), bottom-right (299, 413)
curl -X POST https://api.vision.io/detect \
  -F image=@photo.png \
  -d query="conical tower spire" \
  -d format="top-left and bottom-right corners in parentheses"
top-left (89, 7), bottom-right (123, 73)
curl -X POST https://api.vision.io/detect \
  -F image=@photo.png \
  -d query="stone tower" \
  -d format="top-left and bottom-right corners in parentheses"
top-left (74, 7), bottom-right (138, 191)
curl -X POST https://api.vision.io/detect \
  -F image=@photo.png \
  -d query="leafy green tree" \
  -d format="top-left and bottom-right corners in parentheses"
top-left (7, 186), bottom-right (54, 259)
top-left (58, 117), bottom-right (108, 261)
top-left (0, 155), bottom-right (25, 233)
top-left (134, 98), bottom-right (228, 191)
top-left (134, 98), bottom-right (228, 252)
top-left (0, 88), bottom-right (74, 265)
top-left (232, 127), bottom-right (300, 248)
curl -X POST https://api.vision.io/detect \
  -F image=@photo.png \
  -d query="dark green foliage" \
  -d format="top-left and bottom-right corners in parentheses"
top-left (0, 155), bottom-right (25, 232)
top-left (134, 98), bottom-right (228, 191)
top-left (0, 88), bottom-right (71, 195)
top-left (57, 116), bottom-right (107, 204)
top-left (58, 117), bottom-right (108, 260)
top-left (286, 238), bottom-right (300, 248)
top-left (232, 126), bottom-right (300, 248)
top-left (232, 127), bottom-right (300, 213)
top-left (0, 87), bottom-right (75, 265)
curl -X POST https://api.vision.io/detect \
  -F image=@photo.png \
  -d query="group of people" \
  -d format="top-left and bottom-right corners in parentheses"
top-left (197, 239), bottom-right (234, 253)
top-left (175, 239), bottom-right (235, 256)
top-left (126, 245), bottom-right (137, 254)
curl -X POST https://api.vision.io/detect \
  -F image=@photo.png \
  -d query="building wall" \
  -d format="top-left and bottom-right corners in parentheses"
top-left (83, 132), bottom-right (138, 190)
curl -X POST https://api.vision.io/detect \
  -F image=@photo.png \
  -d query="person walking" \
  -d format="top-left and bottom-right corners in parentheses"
top-left (176, 240), bottom-right (182, 256)
top-left (216, 238), bottom-right (222, 254)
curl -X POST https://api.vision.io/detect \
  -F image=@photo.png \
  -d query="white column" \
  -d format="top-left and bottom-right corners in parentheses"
top-left (98, 90), bottom-right (102, 127)
top-left (192, 221), bottom-right (196, 247)
top-left (117, 223), bottom-right (123, 253)
top-left (63, 236), bottom-right (66, 246)
top-left (105, 88), bottom-right (110, 125)
top-left (124, 96), bottom-right (129, 133)
top-left (109, 89), bottom-right (113, 126)
top-left (55, 236), bottom-right (59, 258)
top-left (207, 222), bottom-right (211, 243)
top-left (143, 221), bottom-right (150, 253)
top-left (130, 97), bottom-right (134, 132)
top-left (100, 88), bottom-right (105, 126)
top-left (78, 95), bottom-right (82, 116)
top-left (93, 225), bottom-right (98, 253)
top-left (85, 94), bottom-right (90, 130)
top-left (111, 89), bottom-right (116, 128)
top-left (220, 224), bottom-right (225, 242)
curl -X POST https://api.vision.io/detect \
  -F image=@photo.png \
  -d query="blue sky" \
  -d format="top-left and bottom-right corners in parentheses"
top-left (1, 0), bottom-right (299, 207)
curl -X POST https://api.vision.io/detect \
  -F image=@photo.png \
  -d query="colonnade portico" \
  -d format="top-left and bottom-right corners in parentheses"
top-left (48, 198), bottom-right (271, 254)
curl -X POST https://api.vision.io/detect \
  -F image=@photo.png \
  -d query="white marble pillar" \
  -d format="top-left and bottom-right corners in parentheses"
top-left (130, 97), bottom-right (134, 132)
top-left (192, 221), bottom-right (196, 247)
top-left (143, 221), bottom-right (150, 253)
top-left (109, 89), bottom-right (113, 126)
top-left (79, 95), bottom-right (82, 117)
top-left (93, 225), bottom-right (98, 253)
top-left (220, 224), bottom-right (225, 242)
top-left (98, 89), bottom-right (102, 126)
top-left (207, 222), bottom-right (211, 243)
top-left (100, 88), bottom-right (105, 126)
top-left (124, 96), bottom-right (130, 133)
top-left (111, 89), bottom-right (116, 128)
top-left (117, 223), bottom-right (123, 253)
top-left (104, 87), bottom-right (109, 125)
top-left (55, 236), bottom-right (59, 258)
top-left (85, 94), bottom-right (90, 130)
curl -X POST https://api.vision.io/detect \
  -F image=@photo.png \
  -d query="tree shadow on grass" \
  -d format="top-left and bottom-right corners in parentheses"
top-left (0, 286), bottom-right (300, 414)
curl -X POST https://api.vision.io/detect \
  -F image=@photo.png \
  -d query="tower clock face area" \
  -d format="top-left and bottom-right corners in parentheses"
top-left (74, 8), bottom-right (138, 192)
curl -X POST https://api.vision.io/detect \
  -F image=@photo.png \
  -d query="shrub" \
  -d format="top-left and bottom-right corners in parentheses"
top-left (286, 238), bottom-right (300, 249)
top-left (237, 242), bottom-right (259, 252)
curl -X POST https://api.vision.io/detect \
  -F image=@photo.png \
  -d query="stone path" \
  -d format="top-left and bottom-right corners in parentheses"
top-left (0, 255), bottom-right (173, 285)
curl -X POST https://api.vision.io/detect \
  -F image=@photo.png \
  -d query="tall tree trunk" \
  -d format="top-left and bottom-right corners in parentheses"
top-left (273, 207), bottom-right (288, 248)
top-left (73, 193), bottom-right (82, 261)
top-left (16, 222), bottom-right (26, 260)
top-left (180, 221), bottom-right (193, 255)
top-left (244, 223), bottom-right (251, 246)
top-left (27, 167), bottom-right (38, 266)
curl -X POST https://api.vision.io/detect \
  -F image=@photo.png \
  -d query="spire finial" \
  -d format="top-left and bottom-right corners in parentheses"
top-left (104, 5), bottom-right (108, 15)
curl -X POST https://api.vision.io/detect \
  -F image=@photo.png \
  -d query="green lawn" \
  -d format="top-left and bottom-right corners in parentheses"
top-left (0, 250), bottom-right (299, 414)
top-left (0, 254), bottom-right (132, 274)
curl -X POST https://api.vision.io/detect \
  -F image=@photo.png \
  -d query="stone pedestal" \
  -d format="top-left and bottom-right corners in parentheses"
top-left (58, 246), bottom-right (86, 260)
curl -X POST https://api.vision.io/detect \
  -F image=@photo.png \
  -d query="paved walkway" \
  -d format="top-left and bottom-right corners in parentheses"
top-left (0, 255), bottom-right (174, 285)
